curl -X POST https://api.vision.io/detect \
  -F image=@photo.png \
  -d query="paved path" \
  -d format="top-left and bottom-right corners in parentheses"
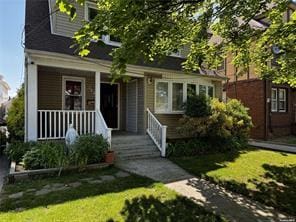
top-left (117, 157), bottom-right (290, 222)
top-left (0, 155), bottom-right (9, 193)
top-left (249, 140), bottom-right (296, 153)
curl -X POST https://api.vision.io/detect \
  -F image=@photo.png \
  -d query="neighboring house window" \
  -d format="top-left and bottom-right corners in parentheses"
top-left (216, 58), bottom-right (226, 71)
top-left (155, 80), bottom-right (214, 113)
top-left (271, 88), bottom-right (287, 112)
top-left (63, 77), bottom-right (85, 110)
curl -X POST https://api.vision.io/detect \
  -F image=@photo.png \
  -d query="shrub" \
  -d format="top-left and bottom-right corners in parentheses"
top-left (5, 141), bottom-right (36, 163)
top-left (71, 134), bottom-right (108, 166)
top-left (23, 141), bottom-right (67, 170)
top-left (7, 85), bottom-right (24, 141)
top-left (179, 98), bottom-right (252, 152)
top-left (167, 139), bottom-right (211, 157)
top-left (184, 94), bottom-right (211, 117)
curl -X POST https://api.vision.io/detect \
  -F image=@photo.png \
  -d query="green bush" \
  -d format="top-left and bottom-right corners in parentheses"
top-left (23, 141), bottom-right (67, 170)
top-left (5, 141), bottom-right (36, 163)
top-left (179, 98), bottom-right (253, 152)
top-left (184, 94), bottom-right (211, 117)
top-left (167, 139), bottom-right (211, 157)
top-left (7, 85), bottom-right (24, 141)
top-left (71, 134), bottom-right (108, 166)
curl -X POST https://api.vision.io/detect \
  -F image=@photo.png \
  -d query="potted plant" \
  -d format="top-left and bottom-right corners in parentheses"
top-left (105, 150), bottom-right (115, 164)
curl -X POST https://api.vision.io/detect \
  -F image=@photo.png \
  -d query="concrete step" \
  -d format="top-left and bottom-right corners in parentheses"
top-left (112, 135), bottom-right (150, 145)
top-left (116, 152), bottom-right (160, 161)
top-left (116, 148), bottom-right (159, 156)
top-left (113, 143), bottom-right (156, 151)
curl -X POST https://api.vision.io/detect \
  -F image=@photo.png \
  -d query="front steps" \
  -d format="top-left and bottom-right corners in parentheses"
top-left (112, 135), bottom-right (161, 161)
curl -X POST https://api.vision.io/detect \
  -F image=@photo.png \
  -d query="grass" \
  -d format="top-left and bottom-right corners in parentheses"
top-left (0, 167), bottom-right (225, 222)
top-left (170, 147), bottom-right (296, 215)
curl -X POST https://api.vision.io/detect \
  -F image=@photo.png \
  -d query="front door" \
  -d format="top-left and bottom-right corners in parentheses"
top-left (100, 83), bottom-right (119, 129)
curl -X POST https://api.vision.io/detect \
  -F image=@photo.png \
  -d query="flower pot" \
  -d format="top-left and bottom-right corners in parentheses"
top-left (105, 151), bottom-right (115, 164)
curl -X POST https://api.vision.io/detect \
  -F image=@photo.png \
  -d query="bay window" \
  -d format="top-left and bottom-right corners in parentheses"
top-left (155, 80), bottom-right (215, 113)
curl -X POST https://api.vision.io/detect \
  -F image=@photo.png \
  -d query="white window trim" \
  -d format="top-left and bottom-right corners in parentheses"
top-left (84, 1), bottom-right (98, 22)
top-left (271, 88), bottom-right (278, 112)
top-left (62, 76), bottom-right (86, 110)
top-left (154, 79), bottom-right (215, 114)
top-left (85, 2), bottom-right (121, 46)
top-left (278, 88), bottom-right (286, 112)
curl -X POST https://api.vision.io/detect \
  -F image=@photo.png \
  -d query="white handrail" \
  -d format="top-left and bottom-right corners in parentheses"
top-left (146, 108), bottom-right (167, 157)
top-left (95, 110), bottom-right (112, 149)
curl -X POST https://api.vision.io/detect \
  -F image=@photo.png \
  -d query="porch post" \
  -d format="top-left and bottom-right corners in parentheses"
top-left (95, 71), bottom-right (100, 134)
top-left (27, 63), bottom-right (38, 141)
top-left (95, 71), bottom-right (100, 111)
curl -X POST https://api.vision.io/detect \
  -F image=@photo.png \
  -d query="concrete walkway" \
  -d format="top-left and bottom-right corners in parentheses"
top-left (117, 158), bottom-right (290, 222)
top-left (249, 140), bottom-right (296, 153)
top-left (0, 155), bottom-right (9, 193)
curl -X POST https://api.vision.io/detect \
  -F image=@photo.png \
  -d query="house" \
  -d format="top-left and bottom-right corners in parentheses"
top-left (225, 3), bottom-right (296, 140)
top-left (0, 75), bottom-right (10, 105)
top-left (24, 0), bottom-right (224, 156)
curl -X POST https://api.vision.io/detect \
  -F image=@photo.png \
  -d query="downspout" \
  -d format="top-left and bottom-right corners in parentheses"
top-left (24, 54), bottom-right (28, 142)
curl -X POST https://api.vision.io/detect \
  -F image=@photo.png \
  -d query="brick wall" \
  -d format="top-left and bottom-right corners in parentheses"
top-left (225, 79), bottom-right (266, 139)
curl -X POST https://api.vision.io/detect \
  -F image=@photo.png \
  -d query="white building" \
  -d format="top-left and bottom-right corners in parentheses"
top-left (0, 75), bottom-right (10, 105)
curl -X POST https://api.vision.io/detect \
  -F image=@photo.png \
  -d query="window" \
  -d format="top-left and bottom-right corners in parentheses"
top-left (63, 77), bottom-right (85, 110)
top-left (187, 84), bottom-right (196, 98)
top-left (109, 35), bottom-right (121, 43)
top-left (278, 89), bottom-right (286, 112)
top-left (216, 59), bottom-right (226, 71)
top-left (271, 88), bottom-right (287, 112)
top-left (208, 86), bottom-right (214, 97)
top-left (155, 80), bottom-right (215, 113)
top-left (199, 85), bottom-right (207, 95)
top-left (155, 82), bottom-right (169, 112)
top-left (85, 3), bottom-right (98, 21)
top-left (172, 83), bottom-right (184, 111)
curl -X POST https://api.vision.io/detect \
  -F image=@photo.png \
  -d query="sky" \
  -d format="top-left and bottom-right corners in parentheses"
top-left (0, 0), bottom-right (25, 97)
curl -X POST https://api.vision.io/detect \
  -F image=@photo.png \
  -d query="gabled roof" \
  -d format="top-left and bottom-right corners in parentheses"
top-left (25, 0), bottom-right (225, 79)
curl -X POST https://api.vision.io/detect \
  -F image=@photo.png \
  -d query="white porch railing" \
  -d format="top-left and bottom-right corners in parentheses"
top-left (146, 108), bottom-right (167, 157)
top-left (95, 110), bottom-right (112, 147)
top-left (38, 110), bottom-right (96, 140)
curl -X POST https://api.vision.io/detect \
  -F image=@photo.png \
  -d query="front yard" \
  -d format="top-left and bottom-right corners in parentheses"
top-left (0, 167), bottom-right (225, 222)
top-left (170, 147), bottom-right (296, 215)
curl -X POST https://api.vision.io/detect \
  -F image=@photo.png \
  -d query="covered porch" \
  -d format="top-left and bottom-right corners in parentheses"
top-left (25, 52), bottom-right (149, 145)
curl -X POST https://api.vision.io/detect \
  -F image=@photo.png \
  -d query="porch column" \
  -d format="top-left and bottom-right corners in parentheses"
top-left (26, 63), bottom-right (38, 141)
top-left (95, 71), bottom-right (100, 111)
top-left (95, 71), bottom-right (100, 134)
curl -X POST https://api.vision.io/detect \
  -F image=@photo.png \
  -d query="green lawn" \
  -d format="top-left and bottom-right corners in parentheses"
top-left (170, 147), bottom-right (296, 215)
top-left (0, 167), bottom-right (225, 222)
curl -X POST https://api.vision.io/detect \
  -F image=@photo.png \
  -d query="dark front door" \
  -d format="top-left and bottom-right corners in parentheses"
top-left (100, 83), bottom-right (118, 129)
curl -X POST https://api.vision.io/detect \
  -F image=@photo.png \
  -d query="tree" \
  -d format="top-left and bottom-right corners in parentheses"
top-left (7, 84), bottom-right (24, 141)
top-left (57, 0), bottom-right (296, 85)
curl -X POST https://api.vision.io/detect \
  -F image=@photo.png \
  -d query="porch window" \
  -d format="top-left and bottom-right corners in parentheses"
top-left (155, 82), bottom-right (169, 112)
top-left (271, 88), bottom-right (287, 112)
top-left (63, 77), bottom-right (85, 110)
top-left (172, 83), bottom-right (184, 111)
top-left (208, 86), bottom-right (214, 97)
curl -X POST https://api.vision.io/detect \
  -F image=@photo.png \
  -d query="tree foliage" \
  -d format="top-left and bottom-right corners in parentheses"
top-left (57, 0), bottom-right (296, 85)
top-left (7, 84), bottom-right (24, 141)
